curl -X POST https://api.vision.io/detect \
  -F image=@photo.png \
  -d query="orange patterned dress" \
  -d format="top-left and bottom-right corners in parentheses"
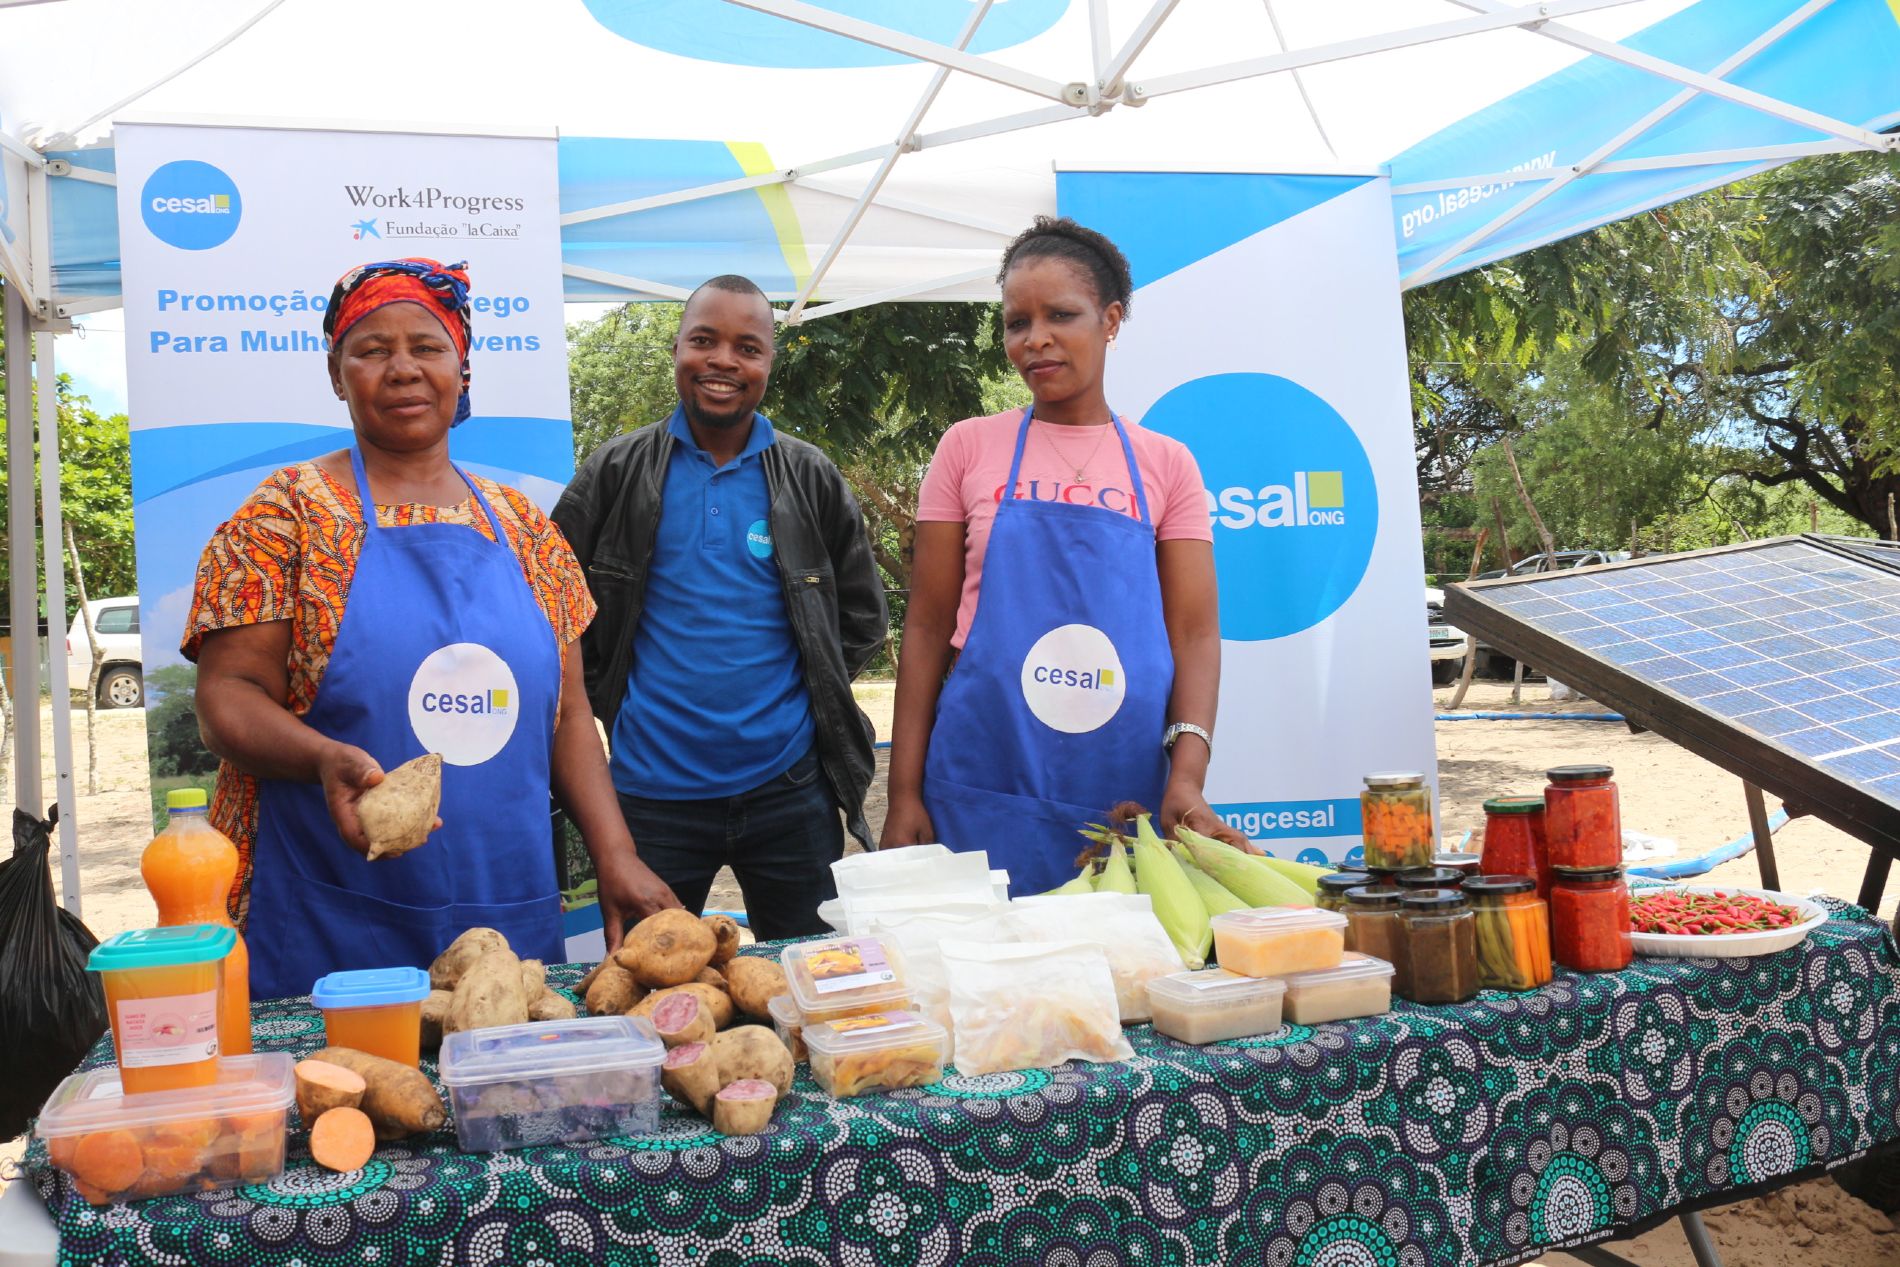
top-left (182, 461), bottom-right (596, 927)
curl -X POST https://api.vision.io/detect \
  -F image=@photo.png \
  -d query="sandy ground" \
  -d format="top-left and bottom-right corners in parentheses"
top-left (4, 682), bottom-right (1896, 1259)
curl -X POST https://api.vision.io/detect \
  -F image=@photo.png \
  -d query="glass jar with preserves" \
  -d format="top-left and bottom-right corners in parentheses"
top-left (1544, 765), bottom-right (1620, 870)
top-left (1316, 871), bottom-right (1374, 915)
top-left (1433, 851), bottom-right (1483, 879)
top-left (1396, 866), bottom-right (1465, 891)
top-left (1361, 773), bottom-right (1434, 872)
top-left (1464, 875), bottom-right (1552, 991)
top-left (1550, 866), bottom-right (1632, 972)
top-left (1397, 890), bottom-right (1479, 1005)
top-left (1345, 886), bottom-right (1405, 987)
top-left (1480, 795), bottom-right (1552, 898)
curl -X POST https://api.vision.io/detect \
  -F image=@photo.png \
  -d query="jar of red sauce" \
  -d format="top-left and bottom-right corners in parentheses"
top-left (1480, 796), bottom-right (1551, 898)
top-left (1549, 866), bottom-right (1632, 972)
top-left (1544, 765), bottom-right (1621, 870)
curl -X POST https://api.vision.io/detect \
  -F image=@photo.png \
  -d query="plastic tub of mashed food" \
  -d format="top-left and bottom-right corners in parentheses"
top-left (1147, 969), bottom-right (1286, 1044)
top-left (767, 993), bottom-right (807, 1061)
top-left (1209, 908), bottom-right (1347, 978)
top-left (780, 935), bottom-right (912, 1025)
top-left (803, 1011), bottom-right (947, 1098)
top-left (311, 966), bottom-right (431, 1067)
top-left (89, 924), bottom-right (237, 1094)
top-left (439, 1016), bottom-right (665, 1151)
top-left (1280, 953), bottom-right (1396, 1024)
top-left (36, 1052), bottom-right (294, 1205)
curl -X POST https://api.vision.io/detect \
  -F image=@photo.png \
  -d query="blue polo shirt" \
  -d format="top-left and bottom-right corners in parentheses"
top-left (610, 408), bottom-right (815, 799)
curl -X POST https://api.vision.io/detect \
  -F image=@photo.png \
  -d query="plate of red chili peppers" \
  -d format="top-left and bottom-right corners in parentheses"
top-left (1628, 885), bottom-right (1827, 958)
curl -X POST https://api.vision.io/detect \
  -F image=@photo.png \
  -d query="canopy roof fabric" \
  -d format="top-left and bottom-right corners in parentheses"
top-left (2, 0), bottom-right (1896, 322)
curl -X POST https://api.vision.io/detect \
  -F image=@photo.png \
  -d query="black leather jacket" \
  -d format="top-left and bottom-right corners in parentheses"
top-left (552, 418), bottom-right (888, 847)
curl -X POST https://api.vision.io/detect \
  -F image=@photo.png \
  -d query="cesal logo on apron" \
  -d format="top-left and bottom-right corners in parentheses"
top-left (1020, 623), bottom-right (1127, 734)
top-left (407, 642), bottom-right (521, 765)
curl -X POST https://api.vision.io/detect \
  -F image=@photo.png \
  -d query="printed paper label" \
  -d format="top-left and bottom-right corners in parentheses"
top-left (1182, 969), bottom-right (1250, 992)
top-left (114, 990), bottom-right (220, 1067)
top-left (805, 938), bottom-right (897, 995)
top-left (829, 1013), bottom-right (917, 1035)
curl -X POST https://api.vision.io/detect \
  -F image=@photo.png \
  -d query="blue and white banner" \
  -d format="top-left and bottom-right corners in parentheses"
top-left (1060, 170), bottom-right (1436, 865)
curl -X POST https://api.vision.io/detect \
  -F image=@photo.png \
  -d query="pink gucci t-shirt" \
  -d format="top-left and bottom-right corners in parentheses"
top-left (917, 409), bottom-right (1213, 647)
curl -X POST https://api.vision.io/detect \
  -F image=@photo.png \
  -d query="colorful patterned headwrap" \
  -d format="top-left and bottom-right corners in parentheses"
top-left (323, 258), bottom-right (474, 425)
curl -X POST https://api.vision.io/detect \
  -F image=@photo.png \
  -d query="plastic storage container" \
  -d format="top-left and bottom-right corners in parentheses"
top-left (142, 788), bottom-right (251, 1056)
top-left (89, 924), bottom-right (237, 1094)
top-left (767, 993), bottom-right (807, 1061)
top-left (1315, 871), bottom-right (1374, 914)
top-left (1397, 890), bottom-right (1479, 1004)
top-left (36, 1052), bottom-right (294, 1205)
top-left (1280, 954), bottom-right (1396, 1024)
top-left (780, 935), bottom-right (912, 1025)
top-left (1147, 969), bottom-right (1286, 1044)
top-left (1465, 875), bottom-right (1553, 991)
top-left (1551, 866), bottom-right (1633, 972)
top-left (1209, 908), bottom-right (1347, 978)
top-left (1361, 772), bottom-right (1434, 871)
top-left (1481, 795), bottom-right (1552, 897)
top-left (803, 1011), bottom-right (948, 1098)
top-left (311, 966), bottom-right (432, 1067)
top-left (439, 1016), bottom-right (665, 1151)
top-left (1545, 765), bottom-right (1621, 870)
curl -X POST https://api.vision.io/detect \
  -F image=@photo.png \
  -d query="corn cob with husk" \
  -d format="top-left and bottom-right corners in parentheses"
top-left (1168, 841), bottom-right (1251, 917)
top-left (1131, 814), bottom-right (1210, 968)
top-left (1175, 829), bottom-right (1313, 908)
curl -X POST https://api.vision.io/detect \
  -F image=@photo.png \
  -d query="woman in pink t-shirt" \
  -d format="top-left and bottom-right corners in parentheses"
top-left (883, 217), bottom-right (1246, 891)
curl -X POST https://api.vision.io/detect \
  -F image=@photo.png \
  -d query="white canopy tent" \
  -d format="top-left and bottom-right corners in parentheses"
top-left (2, 0), bottom-right (1895, 909)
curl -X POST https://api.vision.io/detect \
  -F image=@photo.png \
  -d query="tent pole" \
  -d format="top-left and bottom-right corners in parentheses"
top-left (5, 281), bottom-right (42, 814)
top-left (36, 327), bottom-right (79, 913)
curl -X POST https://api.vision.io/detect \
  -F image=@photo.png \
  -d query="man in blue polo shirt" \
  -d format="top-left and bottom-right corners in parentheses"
top-left (554, 276), bottom-right (887, 942)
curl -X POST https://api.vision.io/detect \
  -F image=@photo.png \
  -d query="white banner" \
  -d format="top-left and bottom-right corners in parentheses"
top-left (1061, 170), bottom-right (1438, 866)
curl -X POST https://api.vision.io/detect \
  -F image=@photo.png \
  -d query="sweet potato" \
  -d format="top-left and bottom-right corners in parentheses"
top-left (69, 1129), bottom-right (143, 1195)
top-left (312, 1046), bottom-right (447, 1140)
top-left (529, 988), bottom-right (578, 1022)
top-left (703, 914), bottom-right (742, 967)
top-left (309, 1106), bottom-right (377, 1173)
top-left (447, 947), bottom-right (529, 1034)
top-left (695, 966), bottom-right (729, 989)
top-left (722, 956), bottom-right (788, 1021)
top-left (420, 989), bottom-right (452, 1050)
top-left (138, 1118), bottom-right (220, 1184)
top-left (712, 1079), bottom-right (778, 1135)
top-left (577, 956), bottom-right (612, 995)
top-left (632, 982), bottom-right (732, 1031)
top-left (620, 909), bottom-right (716, 987)
top-left (661, 1042), bottom-right (719, 1117)
top-left (586, 963), bottom-right (641, 1016)
top-left (295, 1058), bottom-right (366, 1123)
top-left (710, 1025), bottom-right (794, 1096)
top-left (359, 752), bottom-right (442, 860)
top-left (519, 959), bottom-right (547, 998)
top-left (430, 927), bottom-right (510, 990)
top-left (651, 989), bottom-right (714, 1048)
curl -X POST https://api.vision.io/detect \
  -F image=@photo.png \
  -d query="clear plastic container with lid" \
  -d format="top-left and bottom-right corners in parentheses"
top-left (803, 1010), bottom-right (948, 1098)
top-left (1545, 765), bottom-right (1621, 870)
top-left (780, 935), bottom-right (912, 1025)
top-left (1361, 772), bottom-right (1435, 871)
top-left (311, 966), bottom-right (432, 1068)
top-left (37, 1052), bottom-right (294, 1205)
top-left (767, 993), bottom-right (807, 1061)
top-left (439, 1015), bottom-right (665, 1151)
top-left (89, 924), bottom-right (237, 1094)
top-left (1315, 871), bottom-right (1374, 914)
top-left (1209, 908), bottom-right (1347, 978)
top-left (1146, 969), bottom-right (1286, 1044)
top-left (1280, 953), bottom-right (1396, 1024)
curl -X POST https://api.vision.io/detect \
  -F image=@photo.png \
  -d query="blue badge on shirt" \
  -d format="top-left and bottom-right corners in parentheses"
top-left (746, 519), bottom-right (773, 559)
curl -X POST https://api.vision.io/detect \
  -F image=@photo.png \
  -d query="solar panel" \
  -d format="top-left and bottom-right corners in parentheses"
top-left (1444, 535), bottom-right (1900, 907)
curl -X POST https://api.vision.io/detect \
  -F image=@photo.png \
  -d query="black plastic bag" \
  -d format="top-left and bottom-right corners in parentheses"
top-left (0, 808), bottom-right (108, 1139)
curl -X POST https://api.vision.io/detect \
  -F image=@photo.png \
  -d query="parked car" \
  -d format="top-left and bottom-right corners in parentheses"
top-left (67, 596), bottom-right (143, 708)
top-left (1469, 550), bottom-right (1631, 675)
top-left (1426, 587), bottom-right (1470, 684)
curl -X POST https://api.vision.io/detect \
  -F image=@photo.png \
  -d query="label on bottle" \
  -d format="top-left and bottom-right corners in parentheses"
top-left (114, 990), bottom-right (220, 1067)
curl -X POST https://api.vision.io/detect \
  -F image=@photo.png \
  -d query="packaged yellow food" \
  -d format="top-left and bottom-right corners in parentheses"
top-left (803, 1010), bottom-right (948, 1098)
top-left (939, 940), bottom-right (1132, 1076)
top-left (766, 994), bottom-right (807, 1062)
top-left (1146, 969), bottom-right (1285, 1044)
top-left (1209, 908), bottom-right (1347, 977)
top-left (779, 936), bottom-right (912, 1026)
top-left (1280, 953), bottom-right (1395, 1024)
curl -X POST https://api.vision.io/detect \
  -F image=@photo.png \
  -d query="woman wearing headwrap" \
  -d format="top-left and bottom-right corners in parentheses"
top-left (187, 257), bottom-right (679, 999)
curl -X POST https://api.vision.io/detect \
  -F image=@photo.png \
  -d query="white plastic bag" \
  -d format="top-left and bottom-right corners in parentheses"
top-left (832, 847), bottom-right (993, 903)
top-left (1003, 893), bottom-right (1184, 1023)
top-left (939, 940), bottom-right (1133, 1076)
top-left (867, 910), bottom-right (1018, 1060)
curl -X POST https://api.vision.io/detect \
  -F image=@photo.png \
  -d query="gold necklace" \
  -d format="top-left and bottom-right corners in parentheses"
top-left (1039, 418), bottom-right (1114, 483)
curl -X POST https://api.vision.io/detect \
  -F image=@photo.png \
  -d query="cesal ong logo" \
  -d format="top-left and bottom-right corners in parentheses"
top-left (140, 159), bottom-right (242, 251)
top-left (584, 0), bottom-right (1068, 68)
top-left (407, 643), bottom-right (521, 766)
top-left (1143, 373), bottom-right (1378, 642)
top-left (746, 519), bottom-right (773, 559)
top-left (1020, 624), bottom-right (1126, 734)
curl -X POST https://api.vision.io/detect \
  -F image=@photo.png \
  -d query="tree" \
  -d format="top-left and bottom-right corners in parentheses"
top-left (566, 304), bottom-right (683, 463)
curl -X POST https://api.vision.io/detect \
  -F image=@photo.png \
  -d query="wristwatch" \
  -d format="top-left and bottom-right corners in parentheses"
top-left (1163, 722), bottom-right (1212, 757)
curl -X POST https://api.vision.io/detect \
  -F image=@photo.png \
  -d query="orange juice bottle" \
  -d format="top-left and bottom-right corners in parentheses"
top-left (143, 789), bottom-right (252, 1055)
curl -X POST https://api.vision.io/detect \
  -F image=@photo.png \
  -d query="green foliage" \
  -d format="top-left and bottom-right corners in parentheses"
top-left (144, 664), bottom-right (218, 781)
top-left (566, 304), bottom-right (682, 463)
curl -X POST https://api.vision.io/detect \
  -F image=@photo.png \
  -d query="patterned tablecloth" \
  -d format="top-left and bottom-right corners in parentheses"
top-left (28, 897), bottom-right (1900, 1267)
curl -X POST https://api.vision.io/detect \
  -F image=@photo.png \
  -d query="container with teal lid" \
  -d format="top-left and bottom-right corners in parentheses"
top-left (312, 966), bottom-right (433, 1068)
top-left (89, 925), bottom-right (238, 1094)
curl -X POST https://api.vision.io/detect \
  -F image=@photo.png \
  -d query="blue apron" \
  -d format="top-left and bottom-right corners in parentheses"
top-left (246, 447), bottom-right (564, 999)
top-left (923, 407), bottom-right (1173, 895)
